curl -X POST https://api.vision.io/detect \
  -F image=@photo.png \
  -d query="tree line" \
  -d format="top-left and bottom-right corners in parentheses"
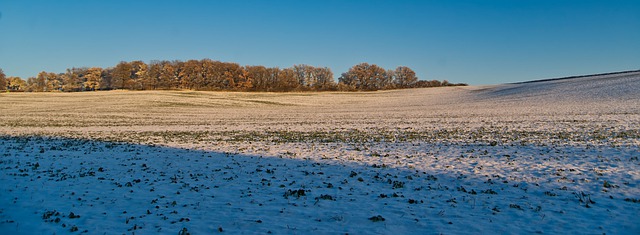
top-left (0, 60), bottom-right (466, 92)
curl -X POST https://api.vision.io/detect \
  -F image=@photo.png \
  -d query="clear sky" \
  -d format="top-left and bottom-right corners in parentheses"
top-left (1, 0), bottom-right (639, 85)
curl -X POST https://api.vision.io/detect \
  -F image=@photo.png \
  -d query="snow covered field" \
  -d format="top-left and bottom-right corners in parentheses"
top-left (1, 71), bottom-right (639, 234)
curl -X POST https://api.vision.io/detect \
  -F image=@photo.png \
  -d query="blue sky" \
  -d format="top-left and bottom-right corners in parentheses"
top-left (0, 0), bottom-right (639, 85)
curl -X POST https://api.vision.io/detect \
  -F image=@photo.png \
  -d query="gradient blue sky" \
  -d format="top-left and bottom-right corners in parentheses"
top-left (1, 0), bottom-right (639, 85)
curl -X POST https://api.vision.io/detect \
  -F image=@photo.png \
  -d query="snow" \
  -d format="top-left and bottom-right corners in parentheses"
top-left (1, 72), bottom-right (639, 234)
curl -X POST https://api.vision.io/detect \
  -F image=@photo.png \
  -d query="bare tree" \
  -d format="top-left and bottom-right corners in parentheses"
top-left (246, 65), bottom-right (269, 91)
top-left (129, 61), bottom-right (148, 90)
top-left (339, 63), bottom-right (389, 91)
top-left (314, 67), bottom-right (335, 91)
top-left (277, 68), bottom-right (299, 91)
top-left (0, 69), bottom-right (6, 91)
top-left (61, 68), bottom-right (85, 92)
top-left (178, 60), bottom-right (202, 90)
top-left (112, 61), bottom-right (133, 89)
top-left (83, 67), bottom-right (103, 91)
top-left (7, 77), bottom-right (27, 91)
top-left (393, 66), bottom-right (418, 88)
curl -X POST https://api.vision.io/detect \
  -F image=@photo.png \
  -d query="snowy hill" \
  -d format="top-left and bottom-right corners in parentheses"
top-left (476, 70), bottom-right (640, 102)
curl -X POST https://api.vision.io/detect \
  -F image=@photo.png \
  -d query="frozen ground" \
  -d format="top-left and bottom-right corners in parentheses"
top-left (1, 71), bottom-right (639, 234)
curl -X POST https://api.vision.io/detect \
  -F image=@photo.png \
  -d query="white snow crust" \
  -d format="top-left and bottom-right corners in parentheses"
top-left (1, 72), bottom-right (638, 234)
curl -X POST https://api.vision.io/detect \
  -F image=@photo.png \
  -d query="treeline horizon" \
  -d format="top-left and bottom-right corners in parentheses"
top-left (0, 59), bottom-right (467, 92)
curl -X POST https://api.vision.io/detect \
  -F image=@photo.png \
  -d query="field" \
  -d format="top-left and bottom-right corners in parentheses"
top-left (1, 71), bottom-right (639, 234)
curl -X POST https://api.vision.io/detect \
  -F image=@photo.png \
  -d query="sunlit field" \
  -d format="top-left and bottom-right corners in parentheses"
top-left (1, 72), bottom-right (639, 234)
